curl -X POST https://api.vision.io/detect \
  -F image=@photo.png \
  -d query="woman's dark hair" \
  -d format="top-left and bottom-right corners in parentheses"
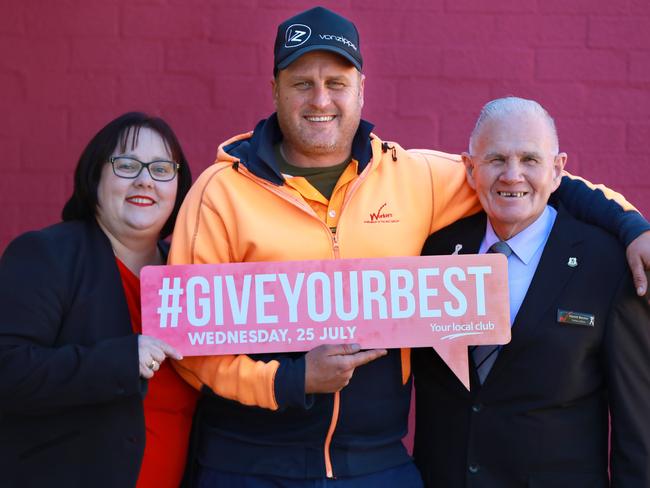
top-left (61, 112), bottom-right (192, 239)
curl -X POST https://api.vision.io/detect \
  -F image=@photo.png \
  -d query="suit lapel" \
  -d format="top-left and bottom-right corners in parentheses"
top-left (452, 213), bottom-right (486, 255)
top-left (421, 212), bottom-right (486, 394)
top-left (487, 207), bottom-right (583, 382)
top-left (448, 213), bottom-right (485, 391)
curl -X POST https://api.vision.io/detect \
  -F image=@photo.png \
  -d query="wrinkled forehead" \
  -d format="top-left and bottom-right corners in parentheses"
top-left (474, 112), bottom-right (557, 156)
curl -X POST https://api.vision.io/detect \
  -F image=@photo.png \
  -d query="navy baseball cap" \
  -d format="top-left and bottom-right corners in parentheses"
top-left (274, 6), bottom-right (362, 74)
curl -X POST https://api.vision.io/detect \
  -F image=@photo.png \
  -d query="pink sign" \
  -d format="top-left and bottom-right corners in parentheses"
top-left (141, 255), bottom-right (510, 389)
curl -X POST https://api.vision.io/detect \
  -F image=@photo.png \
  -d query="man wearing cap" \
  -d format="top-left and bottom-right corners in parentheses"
top-left (169, 6), bottom-right (650, 487)
top-left (413, 97), bottom-right (650, 487)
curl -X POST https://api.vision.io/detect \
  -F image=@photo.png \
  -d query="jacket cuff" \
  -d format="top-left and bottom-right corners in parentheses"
top-left (273, 356), bottom-right (315, 410)
top-left (617, 211), bottom-right (650, 247)
top-left (100, 333), bottom-right (145, 399)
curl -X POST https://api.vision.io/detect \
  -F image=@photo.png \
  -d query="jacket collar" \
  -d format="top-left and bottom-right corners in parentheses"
top-left (450, 212), bottom-right (487, 255)
top-left (223, 113), bottom-right (375, 185)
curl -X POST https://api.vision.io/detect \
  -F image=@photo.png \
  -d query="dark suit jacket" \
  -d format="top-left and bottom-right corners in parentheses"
top-left (0, 220), bottom-right (147, 487)
top-left (413, 207), bottom-right (650, 488)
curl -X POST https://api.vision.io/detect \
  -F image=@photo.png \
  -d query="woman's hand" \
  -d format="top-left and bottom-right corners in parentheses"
top-left (138, 335), bottom-right (183, 379)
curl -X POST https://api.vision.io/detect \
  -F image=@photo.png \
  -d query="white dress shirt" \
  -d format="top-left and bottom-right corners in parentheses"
top-left (479, 205), bottom-right (557, 325)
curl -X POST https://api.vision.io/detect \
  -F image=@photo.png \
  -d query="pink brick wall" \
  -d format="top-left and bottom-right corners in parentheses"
top-left (1, 0), bottom-right (649, 254)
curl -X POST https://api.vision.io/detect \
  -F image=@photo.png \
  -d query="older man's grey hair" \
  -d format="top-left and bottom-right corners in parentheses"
top-left (468, 97), bottom-right (560, 155)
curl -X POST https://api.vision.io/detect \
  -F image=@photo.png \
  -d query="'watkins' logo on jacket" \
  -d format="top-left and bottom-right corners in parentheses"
top-left (364, 203), bottom-right (400, 224)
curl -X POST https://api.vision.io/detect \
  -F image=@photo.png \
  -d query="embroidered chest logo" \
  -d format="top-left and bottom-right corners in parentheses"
top-left (364, 203), bottom-right (400, 224)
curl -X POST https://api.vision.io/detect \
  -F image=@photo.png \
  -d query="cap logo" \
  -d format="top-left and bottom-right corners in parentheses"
top-left (285, 24), bottom-right (311, 48)
top-left (318, 34), bottom-right (357, 51)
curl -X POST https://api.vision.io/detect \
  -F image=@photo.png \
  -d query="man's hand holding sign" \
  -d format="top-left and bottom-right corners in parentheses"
top-left (305, 343), bottom-right (387, 394)
top-left (142, 254), bottom-right (510, 389)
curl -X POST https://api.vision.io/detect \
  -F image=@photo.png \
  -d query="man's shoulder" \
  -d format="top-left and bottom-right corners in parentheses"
top-left (193, 160), bottom-right (238, 186)
top-left (557, 206), bottom-right (624, 251)
top-left (221, 134), bottom-right (254, 162)
top-left (555, 207), bottom-right (626, 264)
top-left (406, 148), bottom-right (462, 164)
top-left (422, 212), bottom-right (486, 256)
top-left (371, 137), bottom-right (462, 166)
top-left (190, 135), bottom-right (253, 193)
top-left (400, 147), bottom-right (466, 182)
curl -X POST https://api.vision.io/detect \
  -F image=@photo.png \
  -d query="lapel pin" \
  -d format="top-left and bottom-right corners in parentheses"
top-left (567, 257), bottom-right (578, 267)
top-left (452, 244), bottom-right (463, 255)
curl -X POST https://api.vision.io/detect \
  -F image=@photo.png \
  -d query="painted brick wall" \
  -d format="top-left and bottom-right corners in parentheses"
top-left (0, 0), bottom-right (648, 460)
top-left (1, 0), bottom-right (649, 251)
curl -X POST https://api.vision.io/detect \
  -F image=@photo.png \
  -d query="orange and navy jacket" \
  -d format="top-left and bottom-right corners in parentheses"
top-left (169, 114), bottom-right (648, 479)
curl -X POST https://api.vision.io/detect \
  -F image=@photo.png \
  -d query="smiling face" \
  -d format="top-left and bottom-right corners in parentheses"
top-left (95, 127), bottom-right (178, 245)
top-left (463, 110), bottom-right (566, 240)
top-left (272, 50), bottom-right (364, 167)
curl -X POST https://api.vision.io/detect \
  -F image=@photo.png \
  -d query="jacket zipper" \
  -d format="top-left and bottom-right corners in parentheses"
top-left (323, 390), bottom-right (340, 478)
top-left (320, 161), bottom-right (373, 478)
top-left (236, 161), bottom-right (374, 479)
top-left (330, 228), bottom-right (340, 259)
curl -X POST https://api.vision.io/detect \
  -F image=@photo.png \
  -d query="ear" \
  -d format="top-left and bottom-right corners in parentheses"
top-left (461, 152), bottom-right (477, 190)
top-left (551, 152), bottom-right (567, 190)
top-left (271, 78), bottom-right (279, 108)
top-left (358, 73), bottom-right (365, 109)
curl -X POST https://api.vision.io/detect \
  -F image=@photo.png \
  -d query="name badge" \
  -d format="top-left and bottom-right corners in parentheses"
top-left (557, 309), bottom-right (595, 327)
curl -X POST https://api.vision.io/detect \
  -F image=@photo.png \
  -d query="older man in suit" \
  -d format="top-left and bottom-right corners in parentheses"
top-left (413, 97), bottom-right (650, 488)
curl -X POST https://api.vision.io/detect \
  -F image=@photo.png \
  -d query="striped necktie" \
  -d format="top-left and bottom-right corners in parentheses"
top-left (471, 240), bottom-right (512, 384)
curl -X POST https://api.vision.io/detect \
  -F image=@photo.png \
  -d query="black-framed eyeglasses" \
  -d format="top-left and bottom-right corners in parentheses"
top-left (109, 156), bottom-right (180, 182)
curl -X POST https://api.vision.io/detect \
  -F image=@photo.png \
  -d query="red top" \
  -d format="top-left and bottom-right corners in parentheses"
top-left (116, 258), bottom-right (198, 488)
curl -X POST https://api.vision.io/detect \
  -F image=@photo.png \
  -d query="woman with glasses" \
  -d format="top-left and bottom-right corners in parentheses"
top-left (0, 112), bottom-right (197, 487)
